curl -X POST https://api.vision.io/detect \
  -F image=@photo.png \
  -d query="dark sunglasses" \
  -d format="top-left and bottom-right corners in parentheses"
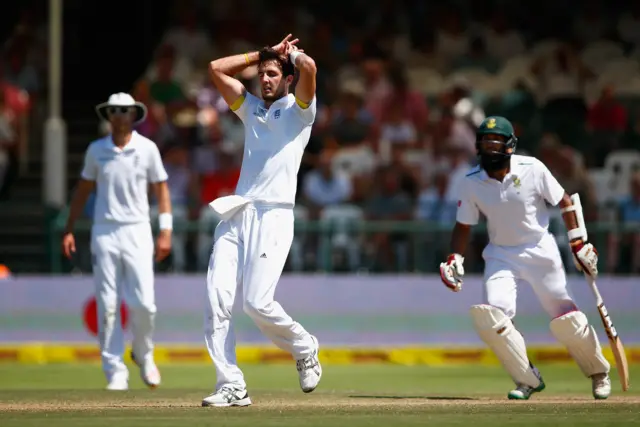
top-left (108, 106), bottom-right (133, 115)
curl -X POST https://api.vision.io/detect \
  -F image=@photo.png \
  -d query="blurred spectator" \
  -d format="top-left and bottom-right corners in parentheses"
top-left (436, 9), bottom-right (469, 60)
top-left (533, 45), bottom-right (594, 105)
top-left (617, 4), bottom-right (640, 48)
top-left (407, 32), bottom-right (449, 73)
top-left (198, 143), bottom-right (241, 208)
top-left (586, 85), bottom-right (626, 165)
top-left (451, 36), bottom-right (500, 74)
top-left (0, 91), bottom-right (16, 198)
top-left (365, 167), bottom-right (414, 271)
top-left (446, 78), bottom-right (486, 129)
top-left (196, 81), bottom-right (229, 114)
top-left (587, 86), bottom-right (627, 133)
top-left (361, 57), bottom-right (391, 115)
top-left (326, 81), bottom-right (374, 149)
top-left (146, 45), bottom-right (192, 98)
top-left (608, 172), bottom-right (640, 273)
top-left (302, 150), bottom-right (353, 219)
top-left (374, 65), bottom-right (429, 136)
top-left (153, 143), bottom-right (196, 272)
top-left (482, 11), bottom-right (526, 62)
top-left (160, 8), bottom-right (213, 65)
top-left (552, 146), bottom-right (598, 221)
top-left (416, 168), bottom-right (457, 224)
top-left (3, 45), bottom-right (39, 95)
top-left (444, 145), bottom-right (475, 201)
top-left (379, 105), bottom-right (418, 154)
top-left (572, 1), bottom-right (610, 45)
top-left (389, 145), bottom-right (420, 200)
top-left (0, 71), bottom-right (28, 200)
top-left (533, 45), bottom-right (593, 141)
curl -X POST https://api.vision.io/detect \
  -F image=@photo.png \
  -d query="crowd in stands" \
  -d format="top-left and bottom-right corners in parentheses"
top-left (0, 6), bottom-right (44, 200)
top-left (95, 1), bottom-right (640, 273)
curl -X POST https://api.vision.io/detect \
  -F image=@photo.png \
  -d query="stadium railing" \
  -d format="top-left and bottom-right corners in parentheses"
top-left (47, 207), bottom-right (640, 274)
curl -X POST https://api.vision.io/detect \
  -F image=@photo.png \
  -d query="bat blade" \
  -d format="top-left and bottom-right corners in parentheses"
top-left (598, 303), bottom-right (630, 391)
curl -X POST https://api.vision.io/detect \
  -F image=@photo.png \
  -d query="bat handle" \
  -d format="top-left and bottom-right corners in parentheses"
top-left (585, 274), bottom-right (604, 306)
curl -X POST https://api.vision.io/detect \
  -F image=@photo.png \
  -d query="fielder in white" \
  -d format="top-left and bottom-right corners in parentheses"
top-left (201, 34), bottom-right (321, 407)
top-left (440, 116), bottom-right (611, 400)
top-left (63, 93), bottom-right (172, 390)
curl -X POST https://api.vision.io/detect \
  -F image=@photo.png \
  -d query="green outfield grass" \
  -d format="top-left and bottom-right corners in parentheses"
top-left (0, 364), bottom-right (638, 426)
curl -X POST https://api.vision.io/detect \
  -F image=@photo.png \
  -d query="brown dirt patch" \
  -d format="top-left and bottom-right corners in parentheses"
top-left (2, 395), bottom-right (639, 412)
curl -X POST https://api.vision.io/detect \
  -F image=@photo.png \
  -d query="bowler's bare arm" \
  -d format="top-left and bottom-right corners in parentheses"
top-left (292, 52), bottom-right (317, 106)
top-left (209, 52), bottom-right (258, 108)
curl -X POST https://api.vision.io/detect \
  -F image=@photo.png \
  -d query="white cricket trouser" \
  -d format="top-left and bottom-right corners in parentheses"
top-left (483, 232), bottom-right (577, 319)
top-left (204, 204), bottom-right (315, 390)
top-left (91, 222), bottom-right (156, 377)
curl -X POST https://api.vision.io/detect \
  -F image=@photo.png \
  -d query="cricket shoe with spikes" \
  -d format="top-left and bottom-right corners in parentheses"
top-left (202, 386), bottom-right (252, 407)
top-left (591, 373), bottom-right (611, 400)
top-left (297, 335), bottom-right (322, 393)
top-left (131, 351), bottom-right (161, 389)
top-left (508, 365), bottom-right (546, 400)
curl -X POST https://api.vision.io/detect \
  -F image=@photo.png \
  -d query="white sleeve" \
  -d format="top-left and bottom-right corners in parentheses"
top-left (293, 96), bottom-right (317, 126)
top-left (536, 159), bottom-right (565, 206)
top-left (80, 146), bottom-right (98, 181)
top-left (230, 92), bottom-right (257, 123)
top-left (456, 179), bottom-right (480, 225)
top-left (148, 143), bottom-right (169, 183)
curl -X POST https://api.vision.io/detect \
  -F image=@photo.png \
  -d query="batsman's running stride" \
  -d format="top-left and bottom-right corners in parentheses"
top-left (202, 34), bottom-right (320, 407)
top-left (440, 116), bottom-right (611, 400)
top-left (63, 93), bottom-right (172, 390)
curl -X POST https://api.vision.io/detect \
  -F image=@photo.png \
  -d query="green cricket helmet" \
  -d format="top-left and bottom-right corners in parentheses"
top-left (476, 116), bottom-right (518, 171)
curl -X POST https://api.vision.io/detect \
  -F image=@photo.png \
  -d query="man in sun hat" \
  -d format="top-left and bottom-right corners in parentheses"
top-left (62, 92), bottom-right (173, 391)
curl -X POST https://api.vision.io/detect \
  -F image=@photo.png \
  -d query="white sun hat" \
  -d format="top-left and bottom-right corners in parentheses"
top-left (95, 92), bottom-right (148, 124)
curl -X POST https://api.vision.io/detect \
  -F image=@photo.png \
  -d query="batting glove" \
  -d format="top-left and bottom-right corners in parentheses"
top-left (571, 240), bottom-right (598, 277)
top-left (440, 253), bottom-right (464, 292)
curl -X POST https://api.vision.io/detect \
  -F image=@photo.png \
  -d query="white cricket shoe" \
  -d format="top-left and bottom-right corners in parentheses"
top-left (296, 335), bottom-right (322, 393)
top-left (201, 386), bottom-right (252, 407)
top-left (592, 373), bottom-right (611, 400)
top-left (106, 370), bottom-right (129, 391)
top-left (131, 352), bottom-right (161, 389)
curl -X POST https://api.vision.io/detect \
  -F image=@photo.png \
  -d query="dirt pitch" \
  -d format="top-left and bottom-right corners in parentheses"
top-left (2, 394), bottom-right (640, 412)
top-left (1, 364), bottom-right (639, 426)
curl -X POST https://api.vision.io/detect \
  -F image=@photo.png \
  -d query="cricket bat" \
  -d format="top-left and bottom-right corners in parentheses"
top-left (570, 194), bottom-right (630, 391)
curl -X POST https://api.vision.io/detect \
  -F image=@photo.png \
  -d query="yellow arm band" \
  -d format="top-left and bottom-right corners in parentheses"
top-left (295, 97), bottom-right (310, 109)
top-left (229, 95), bottom-right (245, 111)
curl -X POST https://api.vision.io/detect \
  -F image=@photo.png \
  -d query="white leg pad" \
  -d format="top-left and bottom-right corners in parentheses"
top-left (550, 311), bottom-right (610, 377)
top-left (470, 304), bottom-right (541, 388)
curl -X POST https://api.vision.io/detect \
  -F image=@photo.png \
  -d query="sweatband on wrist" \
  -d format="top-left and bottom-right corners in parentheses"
top-left (567, 228), bottom-right (583, 240)
top-left (158, 213), bottom-right (173, 230)
top-left (289, 51), bottom-right (302, 67)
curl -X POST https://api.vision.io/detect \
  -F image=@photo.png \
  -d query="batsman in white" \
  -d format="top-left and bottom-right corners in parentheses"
top-left (440, 116), bottom-right (611, 400)
top-left (62, 93), bottom-right (172, 390)
top-left (201, 34), bottom-right (321, 407)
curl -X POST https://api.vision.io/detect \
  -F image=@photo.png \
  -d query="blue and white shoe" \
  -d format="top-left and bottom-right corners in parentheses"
top-left (297, 335), bottom-right (322, 393)
top-left (202, 386), bottom-right (252, 407)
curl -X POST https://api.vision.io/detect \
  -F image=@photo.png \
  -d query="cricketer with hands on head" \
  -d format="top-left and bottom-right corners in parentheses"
top-left (439, 116), bottom-right (610, 401)
top-left (62, 93), bottom-right (172, 391)
top-left (202, 34), bottom-right (321, 408)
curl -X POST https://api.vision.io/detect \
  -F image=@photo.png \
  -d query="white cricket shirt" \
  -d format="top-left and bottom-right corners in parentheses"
top-left (231, 92), bottom-right (316, 206)
top-left (456, 154), bottom-right (565, 246)
top-left (81, 131), bottom-right (168, 224)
